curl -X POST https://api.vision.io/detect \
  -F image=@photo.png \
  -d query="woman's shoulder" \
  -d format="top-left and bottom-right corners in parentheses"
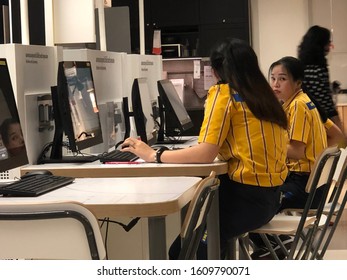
top-left (290, 92), bottom-right (311, 108)
top-left (209, 83), bottom-right (230, 96)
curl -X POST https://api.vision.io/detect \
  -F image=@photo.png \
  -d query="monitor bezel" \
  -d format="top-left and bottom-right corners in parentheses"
top-left (50, 61), bottom-right (103, 159)
top-left (0, 58), bottom-right (29, 173)
top-left (157, 79), bottom-right (193, 137)
top-left (131, 77), bottom-right (156, 145)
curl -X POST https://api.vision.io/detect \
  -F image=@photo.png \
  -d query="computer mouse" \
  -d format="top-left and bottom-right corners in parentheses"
top-left (21, 170), bottom-right (53, 179)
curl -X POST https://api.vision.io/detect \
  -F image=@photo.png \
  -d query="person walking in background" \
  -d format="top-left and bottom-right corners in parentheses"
top-left (298, 25), bottom-right (344, 133)
top-left (121, 38), bottom-right (289, 259)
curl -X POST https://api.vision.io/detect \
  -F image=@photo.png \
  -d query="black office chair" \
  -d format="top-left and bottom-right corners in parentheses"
top-left (178, 171), bottom-right (220, 259)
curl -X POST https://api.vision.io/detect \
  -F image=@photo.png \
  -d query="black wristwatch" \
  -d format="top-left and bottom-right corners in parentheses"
top-left (155, 146), bottom-right (169, 163)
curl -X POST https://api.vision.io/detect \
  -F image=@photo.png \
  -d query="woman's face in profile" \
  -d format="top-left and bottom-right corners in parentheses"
top-left (324, 39), bottom-right (333, 56)
top-left (6, 122), bottom-right (25, 155)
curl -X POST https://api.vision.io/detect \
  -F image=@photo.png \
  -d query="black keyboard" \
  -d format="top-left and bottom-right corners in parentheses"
top-left (0, 174), bottom-right (75, 197)
top-left (99, 149), bottom-right (139, 163)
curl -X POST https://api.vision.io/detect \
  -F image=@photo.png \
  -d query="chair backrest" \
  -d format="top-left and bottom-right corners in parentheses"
top-left (326, 147), bottom-right (347, 202)
top-left (0, 201), bottom-right (106, 260)
top-left (305, 145), bottom-right (341, 194)
top-left (178, 171), bottom-right (220, 260)
top-left (289, 145), bottom-right (341, 259)
top-left (332, 148), bottom-right (347, 183)
top-left (311, 147), bottom-right (347, 259)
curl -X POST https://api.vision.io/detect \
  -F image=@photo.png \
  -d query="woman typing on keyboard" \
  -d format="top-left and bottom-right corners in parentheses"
top-left (121, 38), bottom-right (289, 260)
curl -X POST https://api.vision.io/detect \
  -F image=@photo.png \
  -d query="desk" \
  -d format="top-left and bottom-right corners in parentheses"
top-left (0, 176), bottom-right (201, 260)
top-left (20, 161), bottom-right (228, 178)
top-left (20, 156), bottom-right (226, 259)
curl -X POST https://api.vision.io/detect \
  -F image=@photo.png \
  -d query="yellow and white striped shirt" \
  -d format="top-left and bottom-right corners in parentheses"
top-left (198, 84), bottom-right (288, 187)
top-left (283, 90), bottom-right (328, 172)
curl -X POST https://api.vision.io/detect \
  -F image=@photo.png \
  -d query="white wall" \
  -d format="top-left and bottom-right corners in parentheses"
top-left (251, 0), bottom-right (347, 88)
top-left (251, 0), bottom-right (309, 75)
top-left (309, 0), bottom-right (347, 88)
top-left (53, 0), bottom-right (96, 45)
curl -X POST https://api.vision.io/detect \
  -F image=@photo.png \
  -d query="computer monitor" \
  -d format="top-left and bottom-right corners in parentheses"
top-left (97, 101), bottom-right (117, 152)
top-left (157, 79), bottom-right (194, 142)
top-left (122, 78), bottom-right (157, 146)
top-left (47, 61), bottom-right (103, 163)
top-left (131, 78), bottom-right (156, 146)
top-left (0, 58), bottom-right (29, 173)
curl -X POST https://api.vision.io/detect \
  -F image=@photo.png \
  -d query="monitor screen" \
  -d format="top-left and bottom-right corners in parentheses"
top-left (97, 101), bottom-right (118, 152)
top-left (131, 78), bottom-right (156, 146)
top-left (0, 58), bottom-right (29, 173)
top-left (48, 61), bottom-right (103, 162)
top-left (157, 79), bottom-right (193, 140)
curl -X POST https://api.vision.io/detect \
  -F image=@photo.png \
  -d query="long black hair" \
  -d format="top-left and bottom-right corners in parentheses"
top-left (269, 56), bottom-right (328, 122)
top-left (298, 25), bottom-right (331, 66)
top-left (210, 38), bottom-right (288, 129)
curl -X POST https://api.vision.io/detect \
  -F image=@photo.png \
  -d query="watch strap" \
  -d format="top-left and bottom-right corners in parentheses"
top-left (156, 146), bottom-right (169, 163)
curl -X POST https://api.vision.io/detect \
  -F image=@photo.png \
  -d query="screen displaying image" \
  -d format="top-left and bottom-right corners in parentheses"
top-left (0, 59), bottom-right (28, 172)
top-left (64, 62), bottom-right (101, 145)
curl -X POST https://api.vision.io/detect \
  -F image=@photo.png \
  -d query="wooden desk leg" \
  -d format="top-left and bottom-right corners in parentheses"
top-left (207, 191), bottom-right (220, 259)
top-left (148, 216), bottom-right (167, 260)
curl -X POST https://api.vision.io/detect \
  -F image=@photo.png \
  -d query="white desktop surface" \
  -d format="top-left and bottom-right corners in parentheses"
top-left (0, 176), bottom-right (202, 260)
top-left (0, 177), bottom-right (200, 217)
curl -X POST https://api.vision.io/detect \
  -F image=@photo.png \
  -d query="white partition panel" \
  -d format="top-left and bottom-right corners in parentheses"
top-left (53, 0), bottom-right (96, 45)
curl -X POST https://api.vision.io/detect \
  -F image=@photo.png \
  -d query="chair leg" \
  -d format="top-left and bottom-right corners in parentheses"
top-left (225, 234), bottom-right (252, 260)
top-left (238, 234), bottom-right (252, 260)
top-left (273, 235), bottom-right (289, 258)
top-left (260, 234), bottom-right (280, 260)
top-left (226, 238), bottom-right (238, 260)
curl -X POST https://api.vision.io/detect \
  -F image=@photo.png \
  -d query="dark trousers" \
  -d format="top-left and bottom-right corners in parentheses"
top-left (279, 172), bottom-right (327, 211)
top-left (169, 174), bottom-right (281, 259)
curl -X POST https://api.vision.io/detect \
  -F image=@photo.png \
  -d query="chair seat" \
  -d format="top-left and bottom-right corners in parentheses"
top-left (323, 202), bottom-right (341, 215)
top-left (252, 214), bottom-right (316, 235)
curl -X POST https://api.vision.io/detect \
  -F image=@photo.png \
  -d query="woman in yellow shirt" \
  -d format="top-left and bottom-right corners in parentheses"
top-left (251, 56), bottom-right (344, 260)
top-left (122, 38), bottom-right (289, 258)
top-left (269, 56), bottom-right (343, 211)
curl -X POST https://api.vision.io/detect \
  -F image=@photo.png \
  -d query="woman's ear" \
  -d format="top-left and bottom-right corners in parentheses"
top-left (296, 80), bottom-right (302, 91)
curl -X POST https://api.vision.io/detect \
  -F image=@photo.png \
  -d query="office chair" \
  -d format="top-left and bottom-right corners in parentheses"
top-left (178, 171), bottom-right (220, 260)
top-left (0, 201), bottom-right (106, 260)
top-left (240, 145), bottom-right (341, 260)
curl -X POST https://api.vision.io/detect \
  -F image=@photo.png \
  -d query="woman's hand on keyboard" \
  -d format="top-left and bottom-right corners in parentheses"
top-left (121, 137), bottom-right (157, 163)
